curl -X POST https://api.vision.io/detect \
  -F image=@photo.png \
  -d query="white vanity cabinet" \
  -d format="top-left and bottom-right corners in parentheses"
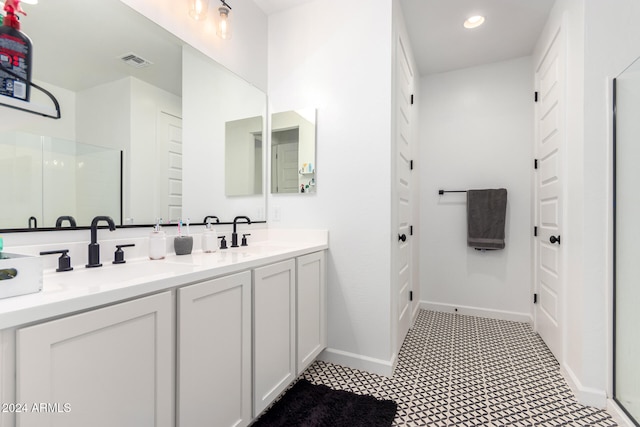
top-left (253, 259), bottom-right (296, 417)
top-left (1, 238), bottom-right (328, 427)
top-left (177, 271), bottom-right (252, 427)
top-left (15, 291), bottom-right (174, 427)
top-left (296, 251), bottom-right (327, 374)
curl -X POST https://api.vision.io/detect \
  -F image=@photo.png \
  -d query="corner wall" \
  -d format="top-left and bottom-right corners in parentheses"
top-left (266, 0), bottom-right (395, 374)
top-left (418, 57), bottom-right (534, 322)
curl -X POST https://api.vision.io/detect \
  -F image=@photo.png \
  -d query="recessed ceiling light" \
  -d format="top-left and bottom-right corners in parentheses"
top-left (464, 15), bottom-right (485, 29)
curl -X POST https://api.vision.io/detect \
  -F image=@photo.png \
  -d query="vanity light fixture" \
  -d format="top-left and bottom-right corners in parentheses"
top-left (188, 0), bottom-right (209, 21)
top-left (215, 0), bottom-right (232, 40)
top-left (188, 0), bottom-right (232, 40)
top-left (464, 15), bottom-right (485, 29)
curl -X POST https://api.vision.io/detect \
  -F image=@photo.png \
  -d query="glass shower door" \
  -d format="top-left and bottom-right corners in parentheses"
top-left (614, 58), bottom-right (640, 425)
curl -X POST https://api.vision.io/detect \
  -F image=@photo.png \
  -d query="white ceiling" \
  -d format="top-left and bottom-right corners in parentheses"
top-left (255, 0), bottom-right (557, 77)
top-left (398, 0), bottom-right (556, 76)
top-left (20, 0), bottom-right (183, 95)
top-left (21, 0), bottom-right (557, 95)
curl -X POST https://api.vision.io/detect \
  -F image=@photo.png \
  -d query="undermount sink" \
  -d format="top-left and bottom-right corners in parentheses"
top-left (0, 252), bottom-right (43, 299)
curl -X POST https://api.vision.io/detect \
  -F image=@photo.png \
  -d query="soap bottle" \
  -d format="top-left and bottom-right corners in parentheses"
top-left (0, 0), bottom-right (33, 101)
top-left (149, 218), bottom-right (166, 260)
top-left (202, 217), bottom-right (218, 253)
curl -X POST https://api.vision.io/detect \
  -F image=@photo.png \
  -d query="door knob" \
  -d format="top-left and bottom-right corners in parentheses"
top-left (398, 234), bottom-right (407, 242)
top-left (549, 235), bottom-right (561, 245)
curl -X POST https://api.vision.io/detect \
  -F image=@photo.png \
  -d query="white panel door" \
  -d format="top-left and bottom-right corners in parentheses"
top-left (16, 292), bottom-right (173, 427)
top-left (534, 24), bottom-right (565, 360)
top-left (272, 142), bottom-right (299, 193)
top-left (296, 251), bottom-right (327, 375)
top-left (178, 271), bottom-right (252, 427)
top-left (395, 34), bottom-right (413, 351)
top-left (253, 259), bottom-right (296, 417)
top-left (158, 111), bottom-right (183, 222)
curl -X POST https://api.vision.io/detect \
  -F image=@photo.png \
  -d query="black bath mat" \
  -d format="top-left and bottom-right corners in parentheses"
top-left (252, 379), bottom-right (397, 427)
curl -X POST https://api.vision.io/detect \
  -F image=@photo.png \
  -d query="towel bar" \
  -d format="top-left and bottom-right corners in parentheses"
top-left (438, 190), bottom-right (467, 195)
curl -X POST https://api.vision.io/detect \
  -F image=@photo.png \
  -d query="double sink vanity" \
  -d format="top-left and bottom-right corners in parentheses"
top-left (0, 228), bottom-right (328, 427)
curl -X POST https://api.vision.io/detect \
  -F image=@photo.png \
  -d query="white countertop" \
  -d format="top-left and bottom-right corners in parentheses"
top-left (0, 229), bottom-right (328, 330)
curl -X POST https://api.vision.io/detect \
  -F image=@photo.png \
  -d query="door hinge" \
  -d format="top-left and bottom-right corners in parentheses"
top-left (409, 291), bottom-right (413, 302)
top-left (534, 226), bottom-right (538, 237)
top-left (410, 225), bottom-right (413, 236)
top-left (411, 94), bottom-right (414, 105)
top-left (534, 91), bottom-right (539, 102)
top-left (410, 160), bottom-right (414, 170)
top-left (533, 293), bottom-right (538, 304)
top-left (534, 159), bottom-right (538, 169)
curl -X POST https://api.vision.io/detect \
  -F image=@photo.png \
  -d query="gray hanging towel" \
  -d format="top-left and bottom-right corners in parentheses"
top-left (467, 188), bottom-right (507, 250)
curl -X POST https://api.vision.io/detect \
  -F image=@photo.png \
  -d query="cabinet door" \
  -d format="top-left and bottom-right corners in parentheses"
top-left (253, 259), bottom-right (296, 417)
top-left (296, 251), bottom-right (327, 374)
top-left (177, 271), bottom-right (251, 427)
top-left (16, 291), bottom-right (173, 427)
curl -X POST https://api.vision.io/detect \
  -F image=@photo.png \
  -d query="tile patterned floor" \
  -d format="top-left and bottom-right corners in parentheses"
top-left (301, 310), bottom-right (618, 426)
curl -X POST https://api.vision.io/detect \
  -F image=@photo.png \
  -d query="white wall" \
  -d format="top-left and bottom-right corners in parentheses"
top-left (0, 80), bottom-right (76, 141)
top-left (120, 0), bottom-right (268, 91)
top-left (419, 57), bottom-right (533, 321)
top-left (583, 0), bottom-right (640, 403)
top-left (267, 0), bottom-right (395, 372)
top-left (77, 76), bottom-right (181, 225)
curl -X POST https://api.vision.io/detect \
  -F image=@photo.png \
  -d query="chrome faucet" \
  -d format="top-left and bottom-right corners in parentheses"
top-left (231, 216), bottom-right (251, 247)
top-left (86, 216), bottom-right (116, 268)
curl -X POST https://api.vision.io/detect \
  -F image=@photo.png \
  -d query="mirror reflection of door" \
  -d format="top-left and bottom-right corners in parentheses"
top-left (271, 128), bottom-right (299, 193)
top-left (270, 109), bottom-right (317, 194)
top-left (157, 112), bottom-right (183, 223)
top-left (225, 116), bottom-right (264, 196)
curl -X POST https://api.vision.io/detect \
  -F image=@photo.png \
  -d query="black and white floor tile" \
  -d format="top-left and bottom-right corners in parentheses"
top-left (301, 310), bottom-right (618, 426)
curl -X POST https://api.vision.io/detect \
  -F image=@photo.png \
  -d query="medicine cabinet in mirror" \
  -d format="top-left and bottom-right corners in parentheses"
top-left (271, 108), bottom-right (317, 194)
top-left (0, 0), bottom-right (267, 231)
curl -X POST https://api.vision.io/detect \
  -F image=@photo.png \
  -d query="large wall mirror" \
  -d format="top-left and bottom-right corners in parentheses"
top-left (271, 108), bottom-right (316, 194)
top-left (0, 0), bottom-right (266, 231)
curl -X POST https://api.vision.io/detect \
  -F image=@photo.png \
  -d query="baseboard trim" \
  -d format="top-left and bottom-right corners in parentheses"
top-left (607, 399), bottom-right (637, 426)
top-left (317, 348), bottom-right (395, 377)
top-left (420, 301), bottom-right (532, 323)
top-left (561, 364), bottom-right (608, 409)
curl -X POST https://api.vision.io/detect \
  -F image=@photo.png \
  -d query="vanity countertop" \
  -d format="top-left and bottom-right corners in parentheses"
top-left (0, 229), bottom-right (328, 330)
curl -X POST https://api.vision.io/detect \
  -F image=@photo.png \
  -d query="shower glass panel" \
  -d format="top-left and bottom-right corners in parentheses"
top-left (614, 58), bottom-right (640, 425)
top-left (0, 131), bottom-right (121, 229)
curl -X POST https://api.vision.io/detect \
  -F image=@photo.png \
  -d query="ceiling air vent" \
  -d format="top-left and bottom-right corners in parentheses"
top-left (119, 52), bottom-right (153, 69)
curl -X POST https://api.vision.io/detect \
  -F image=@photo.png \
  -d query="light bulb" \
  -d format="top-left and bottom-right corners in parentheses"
top-left (189, 0), bottom-right (208, 21)
top-left (464, 15), bottom-right (485, 29)
top-left (216, 6), bottom-right (232, 39)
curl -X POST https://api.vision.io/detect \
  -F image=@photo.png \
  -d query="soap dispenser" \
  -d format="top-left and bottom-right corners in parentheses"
top-left (202, 216), bottom-right (219, 253)
top-left (149, 218), bottom-right (167, 260)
